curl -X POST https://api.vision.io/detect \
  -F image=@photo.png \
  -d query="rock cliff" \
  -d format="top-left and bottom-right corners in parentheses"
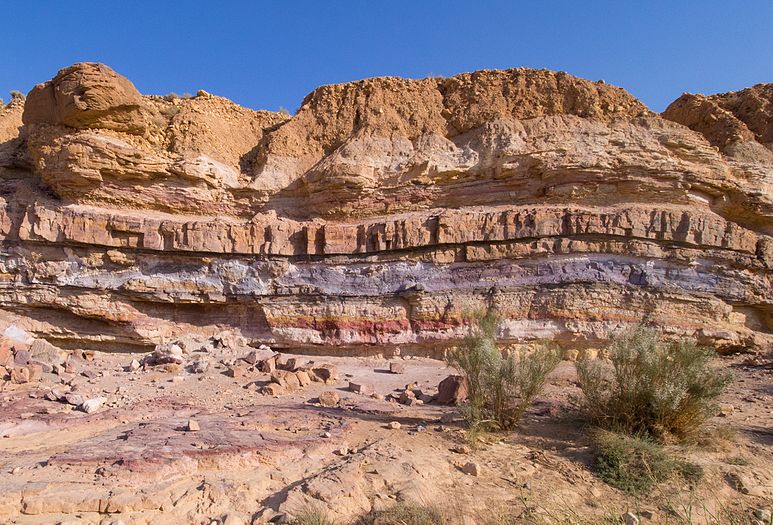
top-left (0, 63), bottom-right (770, 354)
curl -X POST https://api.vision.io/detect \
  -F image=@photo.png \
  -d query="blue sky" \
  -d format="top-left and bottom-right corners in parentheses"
top-left (2, 1), bottom-right (771, 113)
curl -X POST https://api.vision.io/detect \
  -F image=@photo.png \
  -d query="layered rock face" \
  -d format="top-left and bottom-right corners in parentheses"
top-left (0, 63), bottom-right (770, 354)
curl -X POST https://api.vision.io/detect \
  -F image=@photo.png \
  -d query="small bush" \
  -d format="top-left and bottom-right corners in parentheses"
top-left (290, 509), bottom-right (336, 525)
top-left (163, 92), bottom-right (192, 101)
top-left (592, 430), bottom-right (702, 494)
top-left (576, 326), bottom-right (731, 441)
top-left (355, 502), bottom-right (447, 525)
top-left (446, 310), bottom-right (561, 431)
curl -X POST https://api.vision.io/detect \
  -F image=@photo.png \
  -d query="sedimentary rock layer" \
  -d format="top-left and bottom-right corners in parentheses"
top-left (0, 63), bottom-right (770, 353)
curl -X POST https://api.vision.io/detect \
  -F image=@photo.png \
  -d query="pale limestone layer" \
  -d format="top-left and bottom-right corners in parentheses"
top-left (0, 63), bottom-right (771, 353)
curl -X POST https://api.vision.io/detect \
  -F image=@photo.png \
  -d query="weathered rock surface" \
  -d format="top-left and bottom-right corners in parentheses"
top-left (0, 63), bottom-right (771, 354)
top-left (663, 83), bottom-right (773, 163)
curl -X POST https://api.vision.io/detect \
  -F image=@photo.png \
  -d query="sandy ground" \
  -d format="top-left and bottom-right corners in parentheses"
top-left (0, 341), bottom-right (771, 525)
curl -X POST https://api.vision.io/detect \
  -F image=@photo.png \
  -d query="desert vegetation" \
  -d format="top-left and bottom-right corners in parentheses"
top-left (576, 326), bottom-right (732, 442)
top-left (446, 320), bottom-right (735, 500)
top-left (289, 498), bottom-right (770, 525)
top-left (446, 310), bottom-right (561, 431)
top-left (573, 326), bottom-right (733, 498)
top-left (590, 429), bottom-right (703, 495)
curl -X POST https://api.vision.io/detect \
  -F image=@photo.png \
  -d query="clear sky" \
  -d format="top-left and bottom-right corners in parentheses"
top-left (2, 1), bottom-right (771, 113)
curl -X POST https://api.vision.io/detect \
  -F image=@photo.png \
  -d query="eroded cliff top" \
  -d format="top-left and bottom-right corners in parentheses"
top-left (663, 83), bottom-right (773, 163)
top-left (0, 62), bottom-right (770, 226)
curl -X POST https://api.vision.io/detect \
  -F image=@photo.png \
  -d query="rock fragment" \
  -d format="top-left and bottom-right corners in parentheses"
top-left (80, 397), bottom-right (106, 413)
top-left (348, 382), bottom-right (375, 396)
top-left (622, 512), bottom-right (639, 525)
top-left (190, 359), bottom-right (210, 374)
top-left (389, 362), bottom-right (406, 374)
top-left (318, 391), bottom-right (340, 407)
top-left (64, 393), bottom-right (86, 406)
top-left (461, 461), bottom-right (481, 476)
top-left (227, 363), bottom-right (250, 379)
top-left (243, 350), bottom-right (260, 365)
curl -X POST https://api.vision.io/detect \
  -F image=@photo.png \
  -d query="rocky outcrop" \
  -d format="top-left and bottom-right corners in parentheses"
top-left (0, 63), bottom-right (770, 354)
top-left (23, 62), bottom-right (158, 134)
top-left (663, 83), bottom-right (773, 164)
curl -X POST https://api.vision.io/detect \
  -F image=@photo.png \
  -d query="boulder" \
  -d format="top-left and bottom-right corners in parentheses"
top-left (435, 375), bottom-right (468, 405)
top-left (295, 370), bottom-right (312, 387)
top-left (13, 348), bottom-right (31, 366)
top-left (227, 363), bottom-right (250, 379)
top-left (10, 367), bottom-right (30, 384)
top-left (317, 391), bottom-right (340, 407)
top-left (622, 512), bottom-right (639, 525)
top-left (29, 339), bottom-right (66, 366)
top-left (28, 363), bottom-right (43, 382)
top-left (80, 397), bottom-right (106, 414)
top-left (64, 393), bottom-right (86, 406)
top-left (398, 389), bottom-right (416, 405)
top-left (312, 364), bottom-right (338, 384)
top-left (257, 355), bottom-right (279, 373)
top-left (143, 343), bottom-right (186, 367)
top-left (271, 370), bottom-right (301, 391)
top-left (189, 359), bottom-right (210, 374)
top-left (260, 383), bottom-right (285, 396)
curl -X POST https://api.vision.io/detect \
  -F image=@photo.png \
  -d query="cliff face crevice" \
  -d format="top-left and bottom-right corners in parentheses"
top-left (0, 63), bottom-right (770, 354)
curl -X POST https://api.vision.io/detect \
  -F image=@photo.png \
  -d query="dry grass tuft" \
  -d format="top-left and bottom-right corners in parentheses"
top-left (354, 502), bottom-right (448, 525)
top-left (290, 508), bottom-right (337, 525)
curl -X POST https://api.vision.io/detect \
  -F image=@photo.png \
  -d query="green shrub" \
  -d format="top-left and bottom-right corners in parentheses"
top-left (576, 326), bottom-right (731, 441)
top-left (355, 502), bottom-right (447, 525)
top-left (592, 430), bottom-right (702, 494)
top-left (446, 310), bottom-right (561, 431)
